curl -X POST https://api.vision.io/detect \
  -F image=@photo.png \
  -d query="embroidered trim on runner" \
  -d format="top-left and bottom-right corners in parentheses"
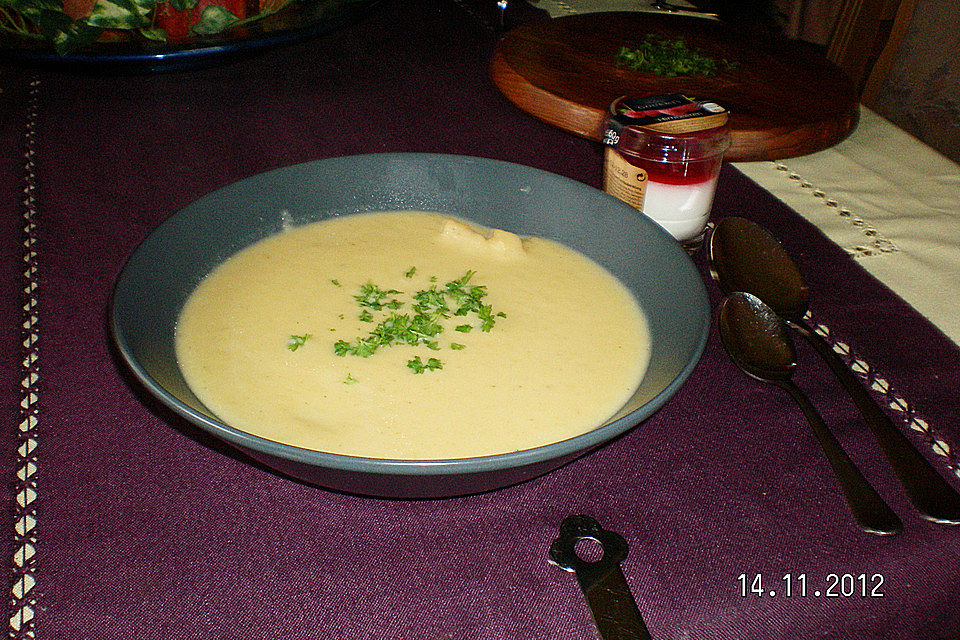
top-left (10, 76), bottom-right (40, 640)
top-left (809, 313), bottom-right (960, 479)
top-left (773, 161), bottom-right (899, 259)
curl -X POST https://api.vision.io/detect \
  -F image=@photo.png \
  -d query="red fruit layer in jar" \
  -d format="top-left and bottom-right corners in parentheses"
top-left (618, 154), bottom-right (723, 185)
top-left (615, 124), bottom-right (730, 186)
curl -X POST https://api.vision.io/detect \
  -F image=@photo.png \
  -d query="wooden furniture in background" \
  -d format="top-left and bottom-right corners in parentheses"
top-left (825, 0), bottom-right (918, 99)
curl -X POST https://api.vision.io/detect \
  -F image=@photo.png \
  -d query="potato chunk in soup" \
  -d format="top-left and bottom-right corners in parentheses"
top-left (175, 211), bottom-right (650, 460)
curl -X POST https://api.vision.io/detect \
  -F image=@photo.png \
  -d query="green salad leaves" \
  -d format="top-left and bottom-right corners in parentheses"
top-left (0, 0), bottom-right (295, 55)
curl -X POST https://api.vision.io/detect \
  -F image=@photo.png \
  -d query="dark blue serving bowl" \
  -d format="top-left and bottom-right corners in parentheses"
top-left (110, 153), bottom-right (709, 498)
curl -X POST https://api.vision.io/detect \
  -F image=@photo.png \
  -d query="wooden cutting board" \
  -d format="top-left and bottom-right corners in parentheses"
top-left (490, 12), bottom-right (860, 161)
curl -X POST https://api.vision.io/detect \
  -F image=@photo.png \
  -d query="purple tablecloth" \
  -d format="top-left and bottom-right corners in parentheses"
top-left (2, 2), bottom-right (959, 638)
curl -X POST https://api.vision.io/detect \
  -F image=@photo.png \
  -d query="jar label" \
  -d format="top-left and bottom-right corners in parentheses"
top-left (603, 147), bottom-right (647, 210)
top-left (603, 94), bottom-right (728, 145)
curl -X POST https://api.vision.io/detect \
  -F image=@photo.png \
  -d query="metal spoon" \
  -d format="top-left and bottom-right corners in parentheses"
top-left (718, 292), bottom-right (902, 535)
top-left (710, 216), bottom-right (960, 525)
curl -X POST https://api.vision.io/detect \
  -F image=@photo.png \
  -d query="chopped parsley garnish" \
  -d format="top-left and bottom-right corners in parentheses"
top-left (412, 286), bottom-right (451, 317)
top-left (331, 279), bottom-right (341, 287)
top-left (477, 305), bottom-right (507, 333)
top-left (445, 269), bottom-right (488, 316)
top-left (344, 373), bottom-right (358, 384)
top-left (450, 343), bottom-right (466, 350)
top-left (334, 336), bottom-right (379, 358)
top-left (614, 37), bottom-right (738, 77)
top-left (404, 266), bottom-right (417, 278)
top-left (407, 356), bottom-right (443, 374)
top-left (286, 334), bottom-right (312, 351)
top-left (326, 269), bottom-right (505, 372)
top-left (355, 282), bottom-right (403, 311)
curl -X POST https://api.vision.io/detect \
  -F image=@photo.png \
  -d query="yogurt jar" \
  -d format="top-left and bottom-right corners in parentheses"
top-left (602, 95), bottom-right (731, 249)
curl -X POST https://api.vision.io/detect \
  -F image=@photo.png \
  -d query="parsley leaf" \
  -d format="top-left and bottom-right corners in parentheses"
top-left (407, 356), bottom-right (443, 374)
top-left (355, 282), bottom-right (403, 311)
top-left (286, 334), bottom-right (312, 351)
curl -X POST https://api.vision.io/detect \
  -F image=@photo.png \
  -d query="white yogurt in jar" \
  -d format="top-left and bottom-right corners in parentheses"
top-left (641, 174), bottom-right (720, 241)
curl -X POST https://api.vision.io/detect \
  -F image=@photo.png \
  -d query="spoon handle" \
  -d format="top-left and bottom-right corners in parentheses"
top-left (792, 319), bottom-right (960, 524)
top-left (549, 515), bottom-right (652, 640)
top-left (779, 380), bottom-right (903, 535)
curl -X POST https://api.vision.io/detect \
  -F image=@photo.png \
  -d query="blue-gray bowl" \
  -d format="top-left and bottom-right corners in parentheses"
top-left (110, 153), bottom-right (709, 498)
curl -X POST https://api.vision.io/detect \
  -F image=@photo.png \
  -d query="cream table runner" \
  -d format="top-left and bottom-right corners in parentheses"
top-left (735, 107), bottom-right (960, 347)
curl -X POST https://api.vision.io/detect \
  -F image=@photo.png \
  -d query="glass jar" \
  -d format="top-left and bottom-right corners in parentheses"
top-left (603, 109), bottom-right (731, 250)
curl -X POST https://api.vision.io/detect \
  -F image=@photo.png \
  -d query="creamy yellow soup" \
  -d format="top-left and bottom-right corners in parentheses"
top-left (175, 211), bottom-right (650, 460)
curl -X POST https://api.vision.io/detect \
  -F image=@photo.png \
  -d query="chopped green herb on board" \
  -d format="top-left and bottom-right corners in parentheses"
top-left (614, 36), bottom-right (739, 77)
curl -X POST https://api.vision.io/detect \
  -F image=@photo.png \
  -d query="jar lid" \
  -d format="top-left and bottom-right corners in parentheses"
top-left (602, 94), bottom-right (729, 147)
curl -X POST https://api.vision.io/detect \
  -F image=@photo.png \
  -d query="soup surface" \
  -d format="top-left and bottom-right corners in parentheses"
top-left (176, 211), bottom-right (650, 460)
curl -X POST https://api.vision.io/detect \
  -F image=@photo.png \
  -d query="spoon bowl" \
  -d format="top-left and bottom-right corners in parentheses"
top-left (709, 216), bottom-right (809, 320)
top-left (717, 291), bottom-right (794, 381)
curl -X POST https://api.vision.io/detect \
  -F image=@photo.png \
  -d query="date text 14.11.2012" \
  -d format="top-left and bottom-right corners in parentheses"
top-left (737, 573), bottom-right (885, 598)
